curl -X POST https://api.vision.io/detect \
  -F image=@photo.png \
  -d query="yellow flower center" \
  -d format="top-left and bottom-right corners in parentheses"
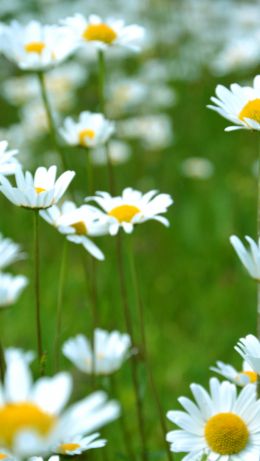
top-left (239, 99), bottom-right (260, 124)
top-left (78, 129), bottom-right (95, 146)
top-left (204, 412), bottom-right (249, 455)
top-left (59, 443), bottom-right (81, 453)
top-left (35, 187), bottom-right (46, 194)
top-left (240, 370), bottom-right (258, 383)
top-left (71, 221), bottom-right (88, 235)
top-left (82, 23), bottom-right (117, 44)
top-left (0, 454), bottom-right (7, 460)
top-left (0, 402), bottom-right (56, 448)
top-left (24, 41), bottom-right (45, 54)
top-left (108, 204), bottom-right (141, 223)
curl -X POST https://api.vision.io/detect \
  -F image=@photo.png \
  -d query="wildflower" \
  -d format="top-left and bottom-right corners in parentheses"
top-left (63, 329), bottom-right (131, 375)
top-left (0, 349), bottom-right (120, 459)
top-left (86, 188), bottom-right (173, 235)
top-left (54, 433), bottom-right (106, 455)
top-left (0, 273), bottom-right (27, 307)
top-left (0, 166), bottom-right (75, 210)
top-left (62, 14), bottom-right (144, 51)
top-left (0, 234), bottom-right (25, 271)
top-left (0, 141), bottom-right (20, 176)
top-left (60, 112), bottom-right (114, 148)
top-left (208, 76), bottom-right (260, 131)
top-left (167, 377), bottom-right (260, 460)
top-left (210, 359), bottom-right (257, 386)
top-left (235, 334), bottom-right (260, 374)
top-left (230, 235), bottom-right (260, 281)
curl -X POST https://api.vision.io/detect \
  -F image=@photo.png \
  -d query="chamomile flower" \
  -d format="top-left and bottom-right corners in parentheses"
top-left (86, 188), bottom-right (173, 235)
top-left (0, 234), bottom-right (25, 271)
top-left (40, 201), bottom-right (108, 261)
top-left (230, 235), bottom-right (260, 281)
top-left (0, 20), bottom-right (78, 71)
top-left (0, 141), bottom-right (20, 176)
top-left (0, 348), bottom-right (120, 459)
top-left (0, 166), bottom-right (75, 210)
top-left (60, 112), bottom-right (114, 148)
top-left (62, 14), bottom-right (145, 51)
top-left (166, 377), bottom-right (260, 461)
top-left (0, 273), bottom-right (28, 307)
top-left (235, 334), bottom-right (260, 374)
top-left (208, 76), bottom-right (260, 131)
top-left (54, 433), bottom-right (106, 455)
top-left (62, 329), bottom-right (131, 375)
top-left (211, 359), bottom-right (257, 386)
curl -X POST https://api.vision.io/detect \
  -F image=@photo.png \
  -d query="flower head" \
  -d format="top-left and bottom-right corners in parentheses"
top-left (0, 273), bottom-right (27, 307)
top-left (211, 359), bottom-right (257, 386)
top-left (167, 377), bottom-right (260, 461)
top-left (60, 112), bottom-right (115, 148)
top-left (0, 141), bottom-right (20, 176)
top-left (63, 329), bottom-right (131, 375)
top-left (0, 234), bottom-right (25, 271)
top-left (86, 188), bottom-right (173, 235)
top-left (62, 14), bottom-right (145, 51)
top-left (235, 334), bottom-right (260, 375)
top-left (0, 166), bottom-right (75, 210)
top-left (208, 76), bottom-right (260, 131)
top-left (230, 235), bottom-right (260, 281)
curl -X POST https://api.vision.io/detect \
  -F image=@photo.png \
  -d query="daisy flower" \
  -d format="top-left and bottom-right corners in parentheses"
top-left (86, 188), bottom-right (173, 235)
top-left (0, 348), bottom-right (120, 459)
top-left (62, 14), bottom-right (145, 51)
top-left (210, 359), bottom-right (257, 386)
top-left (235, 334), bottom-right (260, 374)
top-left (0, 273), bottom-right (28, 307)
top-left (0, 165), bottom-right (75, 210)
top-left (166, 377), bottom-right (260, 461)
top-left (230, 235), bottom-right (260, 281)
top-left (62, 329), bottom-right (131, 375)
top-left (54, 433), bottom-right (106, 455)
top-left (0, 141), bottom-right (20, 176)
top-left (40, 201), bottom-right (109, 261)
top-left (208, 76), bottom-right (260, 131)
top-left (0, 234), bottom-right (25, 271)
top-left (60, 112), bottom-right (115, 148)
top-left (0, 20), bottom-right (78, 71)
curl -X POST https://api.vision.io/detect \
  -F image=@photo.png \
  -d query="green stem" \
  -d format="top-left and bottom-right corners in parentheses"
top-left (54, 239), bottom-right (68, 372)
top-left (86, 148), bottom-right (94, 195)
top-left (127, 236), bottom-right (174, 461)
top-left (90, 256), bottom-right (98, 389)
top-left (0, 319), bottom-right (6, 383)
top-left (116, 233), bottom-right (148, 461)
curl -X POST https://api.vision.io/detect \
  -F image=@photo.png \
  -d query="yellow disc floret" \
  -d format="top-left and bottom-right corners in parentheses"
top-left (240, 370), bottom-right (258, 383)
top-left (0, 402), bottom-right (56, 448)
top-left (78, 129), bottom-right (95, 146)
top-left (204, 412), bottom-right (249, 455)
top-left (59, 443), bottom-right (81, 453)
top-left (71, 221), bottom-right (88, 235)
top-left (0, 454), bottom-right (7, 460)
top-left (239, 99), bottom-right (260, 124)
top-left (108, 204), bottom-right (140, 223)
top-left (35, 187), bottom-right (46, 194)
top-left (82, 23), bottom-right (117, 44)
top-left (24, 42), bottom-right (45, 54)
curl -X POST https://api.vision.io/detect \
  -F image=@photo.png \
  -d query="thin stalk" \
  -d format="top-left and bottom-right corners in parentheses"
top-left (33, 210), bottom-right (44, 375)
top-left (54, 239), bottom-right (68, 372)
top-left (127, 236), bottom-right (174, 461)
top-left (90, 256), bottom-right (98, 390)
top-left (0, 313), bottom-right (6, 383)
top-left (37, 71), bottom-right (67, 171)
top-left (86, 149), bottom-right (94, 195)
top-left (116, 233), bottom-right (148, 461)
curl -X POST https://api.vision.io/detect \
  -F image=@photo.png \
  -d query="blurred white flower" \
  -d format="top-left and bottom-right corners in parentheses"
top-left (87, 188), bottom-right (173, 235)
top-left (0, 273), bottom-right (28, 307)
top-left (180, 157), bottom-right (214, 179)
top-left (54, 433), bottom-right (106, 455)
top-left (0, 141), bottom-right (20, 176)
top-left (211, 359), bottom-right (257, 386)
top-left (0, 234), bottom-right (25, 271)
top-left (118, 114), bottom-right (173, 149)
top-left (60, 112), bottom-right (114, 148)
top-left (63, 329), bottom-right (131, 375)
top-left (91, 140), bottom-right (131, 166)
top-left (230, 235), bottom-right (260, 281)
top-left (0, 166), bottom-right (75, 210)
top-left (235, 334), bottom-right (260, 374)
top-left (208, 76), bottom-right (260, 131)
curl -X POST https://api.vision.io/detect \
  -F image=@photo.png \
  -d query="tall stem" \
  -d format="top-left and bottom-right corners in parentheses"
top-left (127, 236), bottom-right (174, 461)
top-left (116, 233), bottom-right (148, 461)
top-left (90, 256), bottom-right (98, 389)
top-left (54, 239), bottom-right (68, 372)
top-left (0, 313), bottom-right (6, 383)
top-left (33, 210), bottom-right (44, 375)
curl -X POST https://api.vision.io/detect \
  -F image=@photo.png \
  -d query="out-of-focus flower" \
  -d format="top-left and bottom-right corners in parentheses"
top-left (0, 273), bottom-right (28, 307)
top-left (63, 329), bottom-right (131, 375)
top-left (118, 114), bottom-right (173, 149)
top-left (87, 188), bottom-right (173, 235)
top-left (0, 234), bottom-right (25, 271)
top-left (62, 14), bottom-right (145, 51)
top-left (167, 377), bottom-right (260, 460)
top-left (40, 201), bottom-right (108, 260)
top-left (60, 112), bottom-right (114, 148)
top-left (208, 76), bottom-right (260, 131)
top-left (210, 359), bottom-right (257, 386)
top-left (0, 348), bottom-right (120, 459)
top-left (0, 20), bottom-right (78, 71)
top-left (180, 157), bottom-right (214, 179)
top-left (0, 166), bottom-right (75, 210)
top-left (230, 235), bottom-right (260, 281)
top-left (235, 334), bottom-right (260, 374)
top-left (0, 141), bottom-right (20, 176)
top-left (91, 140), bottom-right (131, 166)
top-left (54, 433), bottom-right (106, 455)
